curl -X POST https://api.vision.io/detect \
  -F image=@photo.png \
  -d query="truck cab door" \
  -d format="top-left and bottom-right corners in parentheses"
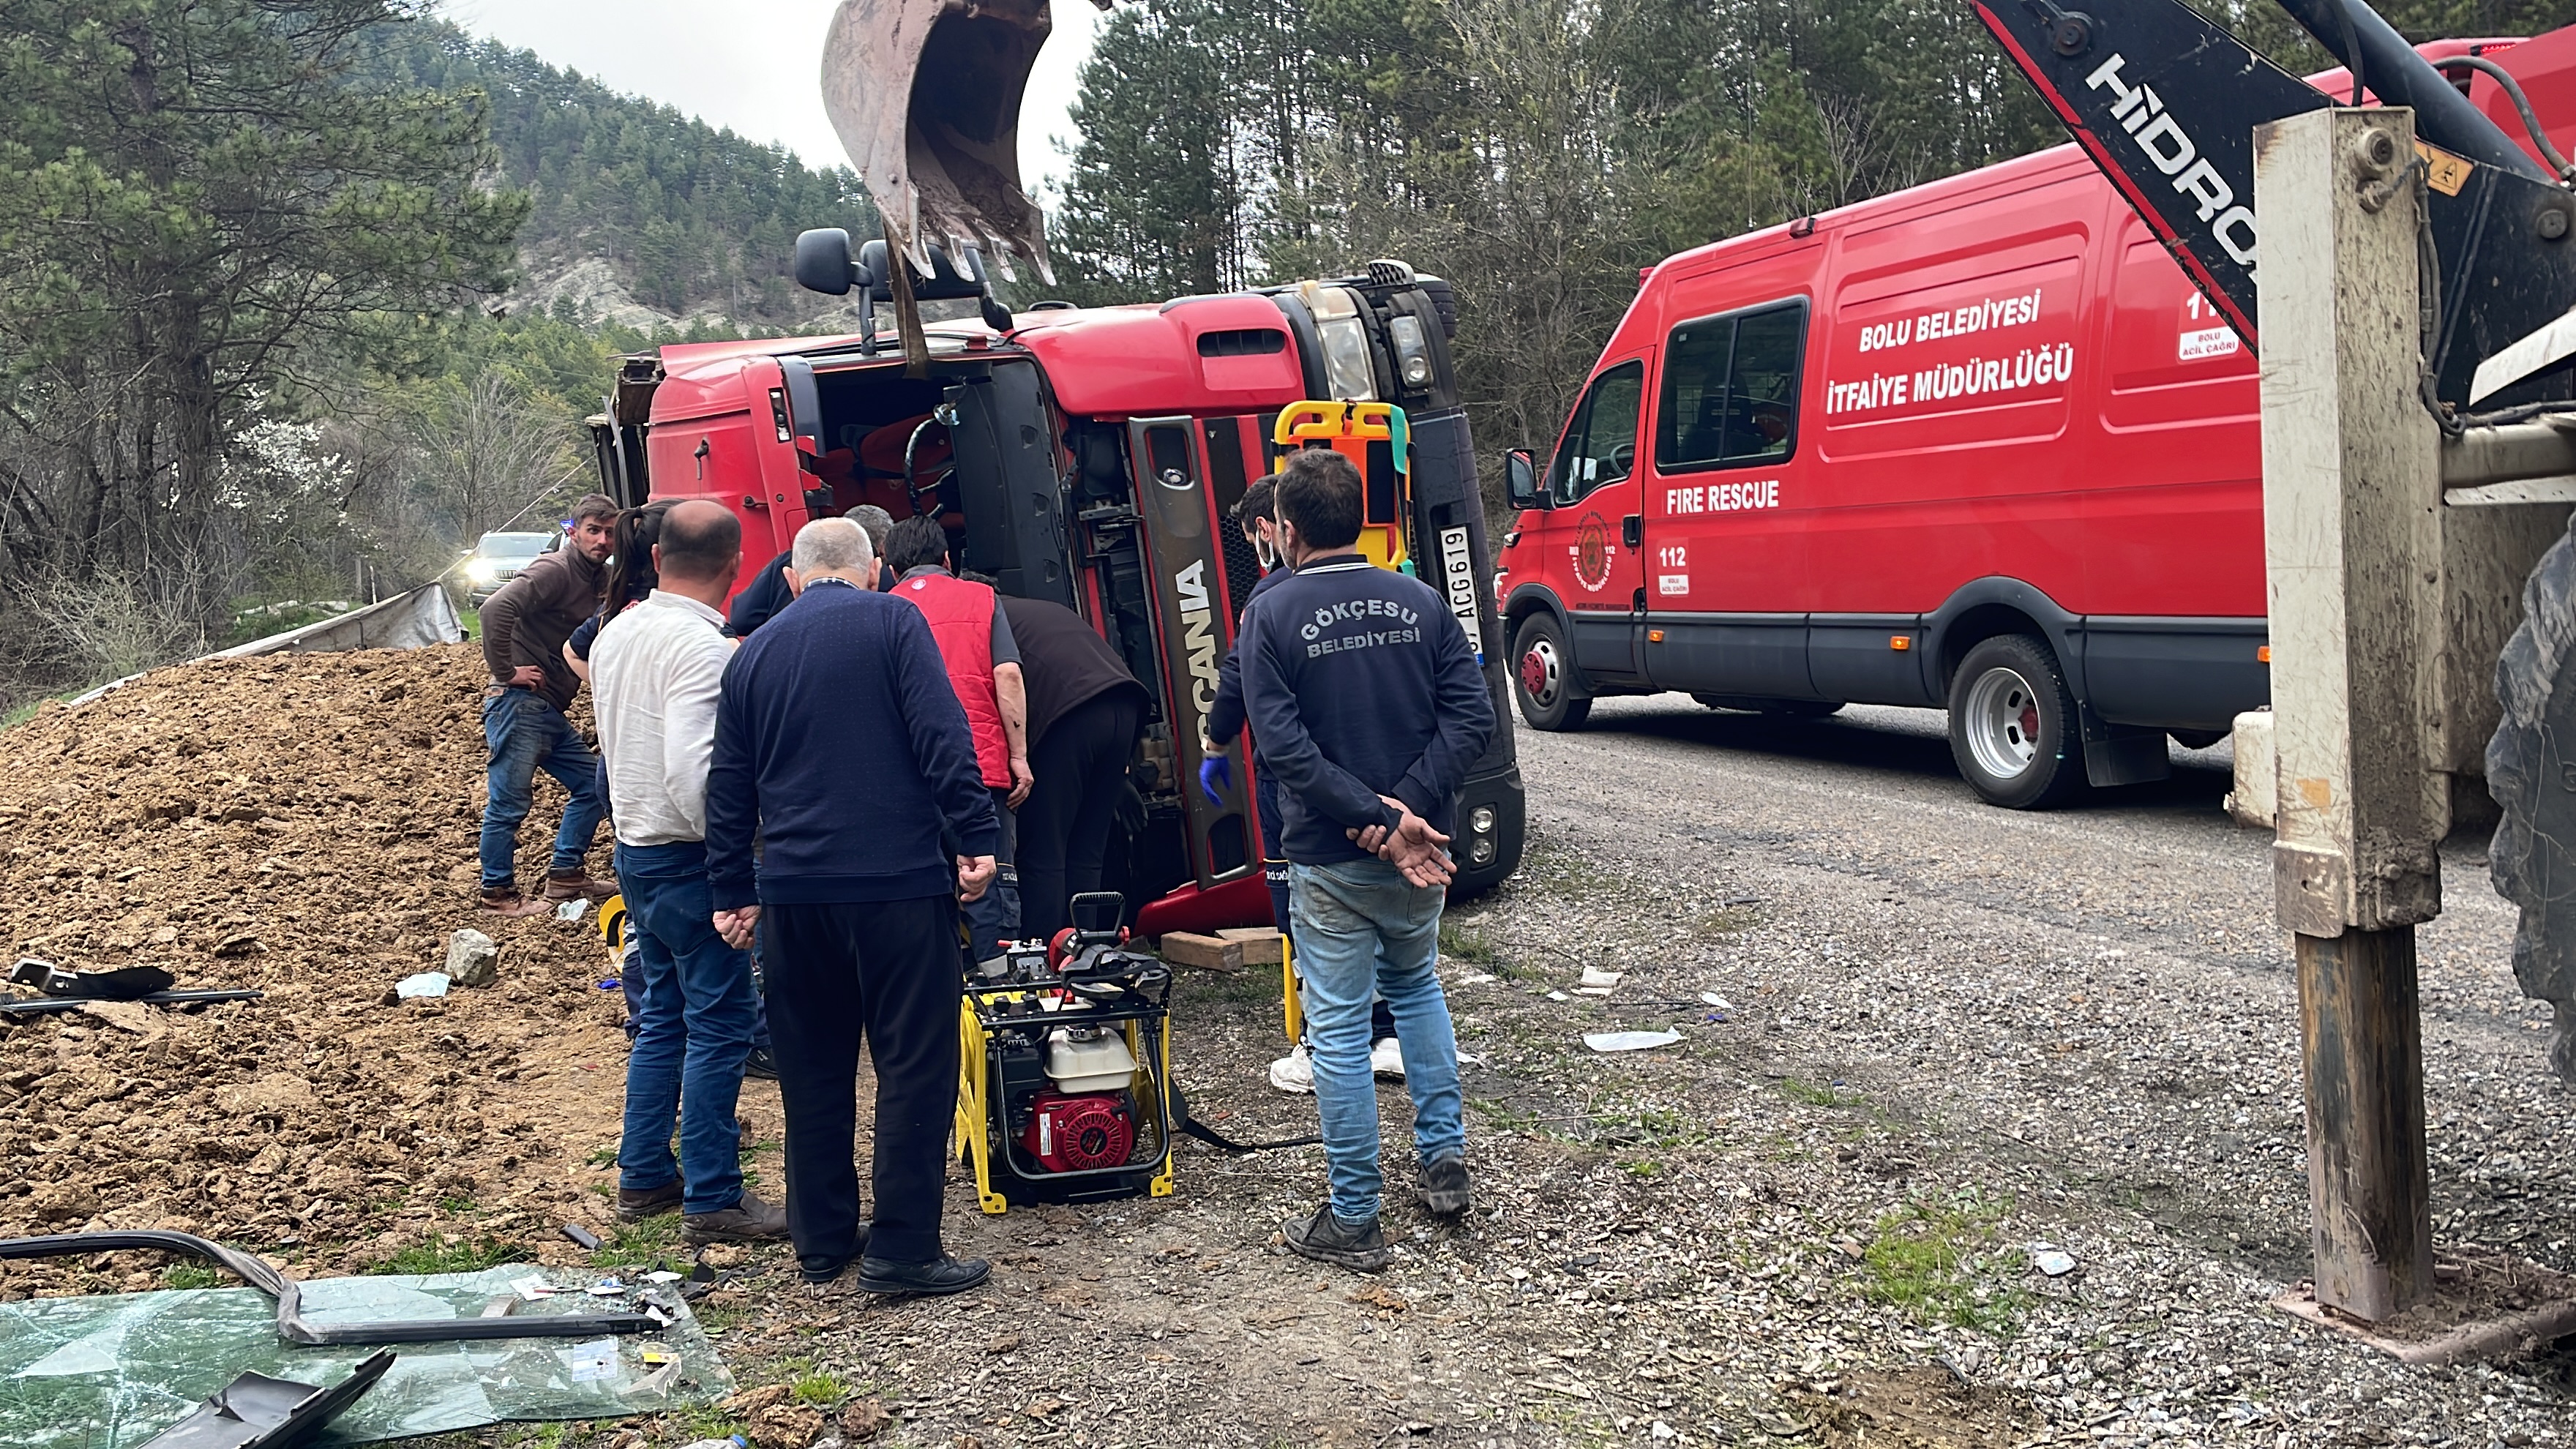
top-left (1127, 415), bottom-right (1254, 891)
top-left (748, 356), bottom-right (824, 558)
top-left (1547, 359), bottom-right (1650, 681)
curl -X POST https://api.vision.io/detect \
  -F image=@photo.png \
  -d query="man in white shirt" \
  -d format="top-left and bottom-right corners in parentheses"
top-left (591, 499), bottom-right (787, 1244)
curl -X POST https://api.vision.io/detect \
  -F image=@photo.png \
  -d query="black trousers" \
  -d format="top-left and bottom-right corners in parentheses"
top-left (763, 895), bottom-right (962, 1270)
top-left (1018, 691), bottom-right (1145, 940)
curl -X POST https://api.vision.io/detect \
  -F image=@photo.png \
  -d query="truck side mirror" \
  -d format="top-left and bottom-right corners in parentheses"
top-left (794, 228), bottom-right (860, 296)
top-left (1505, 448), bottom-right (1546, 510)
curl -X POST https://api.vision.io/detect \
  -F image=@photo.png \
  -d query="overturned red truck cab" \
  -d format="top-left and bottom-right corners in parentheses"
top-left (589, 245), bottom-right (1525, 930)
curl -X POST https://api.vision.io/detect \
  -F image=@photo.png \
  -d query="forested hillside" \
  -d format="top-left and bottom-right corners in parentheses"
top-left (369, 23), bottom-right (877, 326)
top-left (0, 1), bottom-right (873, 713)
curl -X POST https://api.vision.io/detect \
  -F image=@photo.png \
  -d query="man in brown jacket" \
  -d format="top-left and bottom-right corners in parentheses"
top-left (477, 494), bottom-right (619, 913)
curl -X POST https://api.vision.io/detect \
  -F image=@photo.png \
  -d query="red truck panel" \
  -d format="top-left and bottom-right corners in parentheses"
top-left (1014, 296), bottom-right (1307, 417)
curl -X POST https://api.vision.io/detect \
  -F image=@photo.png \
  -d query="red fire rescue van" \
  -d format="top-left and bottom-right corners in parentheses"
top-left (1495, 29), bottom-right (2576, 807)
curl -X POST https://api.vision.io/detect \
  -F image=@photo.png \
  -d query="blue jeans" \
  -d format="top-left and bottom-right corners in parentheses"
top-left (479, 689), bottom-right (606, 891)
top-left (615, 841), bottom-right (759, 1214)
top-left (1289, 858), bottom-right (1464, 1224)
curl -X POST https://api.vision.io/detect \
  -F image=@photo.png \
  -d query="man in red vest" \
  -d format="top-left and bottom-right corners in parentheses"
top-left (884, 514), bottom-right (1031, 960)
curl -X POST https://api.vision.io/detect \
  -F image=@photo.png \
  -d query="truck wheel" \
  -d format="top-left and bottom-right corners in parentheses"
top-left (1947, 634), bottom-right (2084, 809)
top-left (1512, 615), bottom-right (1591, 731)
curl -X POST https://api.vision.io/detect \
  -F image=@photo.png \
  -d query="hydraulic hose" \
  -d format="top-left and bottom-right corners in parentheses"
top-left (2274, 0), bottom-right (2552, 181)
top-left (2432, 53), bottom-right (2576, 180)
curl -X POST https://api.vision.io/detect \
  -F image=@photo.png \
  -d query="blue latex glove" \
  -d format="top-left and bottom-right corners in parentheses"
top-left (1199, 753), bottom-right (1232, 806)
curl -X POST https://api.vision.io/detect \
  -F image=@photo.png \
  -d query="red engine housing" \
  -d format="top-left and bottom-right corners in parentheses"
top-left (1022, 1091), bottom-right (1134, 1172)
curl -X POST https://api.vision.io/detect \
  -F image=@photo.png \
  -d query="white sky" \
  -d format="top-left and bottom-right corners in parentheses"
top-left (441, 0), bottom-right (1101, 193)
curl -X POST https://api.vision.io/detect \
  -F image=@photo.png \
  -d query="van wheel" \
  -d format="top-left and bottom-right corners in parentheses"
top-left (1512, 615), bottom-right (1591, 731)
top-left (1947, 634), bottom-right (2084, 809)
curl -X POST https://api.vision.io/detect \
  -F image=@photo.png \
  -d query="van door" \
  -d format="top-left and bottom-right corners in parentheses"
top-left (1546, 359), bottom-right (1650, 681)
top-left (1640, 298), bottom-right (1816, 699)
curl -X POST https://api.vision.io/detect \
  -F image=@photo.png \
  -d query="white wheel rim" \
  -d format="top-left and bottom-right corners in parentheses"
top-left (1520, 638), bottom-right (1563, 708)
top-left (1963, 664), bottom-right (2044, 780)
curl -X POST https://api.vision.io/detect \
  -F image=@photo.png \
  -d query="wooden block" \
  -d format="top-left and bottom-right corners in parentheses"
top-left (1157, 932), bottom-right (1243, 972)
top-left (1215, 927), bottom-right (1284, 965)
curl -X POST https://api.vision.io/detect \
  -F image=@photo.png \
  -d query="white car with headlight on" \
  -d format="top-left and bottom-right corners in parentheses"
top-left (463, 531), bottom-right (558, 606)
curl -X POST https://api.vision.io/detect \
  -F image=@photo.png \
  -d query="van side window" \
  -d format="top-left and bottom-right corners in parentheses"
top-left (1655, 300), bottom-right (1807, 471)
top-left (1552, 361), bottom-right (1645, 507)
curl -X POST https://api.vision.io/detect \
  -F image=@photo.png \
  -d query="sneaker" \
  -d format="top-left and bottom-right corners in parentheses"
top-left (1268, 1044), bottom-right (1315, 1095)
top-left (543, 869), bottom-right (619, 904)
top-left (1283, 1204), bottom-right (1391, 1271)
top-left (682, 1191), bottom-right (790, 1243)
top-left (1421, 1155), bottom-right (1471, 1216)
top-left (855, 1254), bottom-right (991, 1296)
top-left (744, 1046), bottom-right (780, 1081)
top-left (1370, 1036), bottom-right (1407, 1080)
top-left (615, 1180), bottom-right (683, 1223)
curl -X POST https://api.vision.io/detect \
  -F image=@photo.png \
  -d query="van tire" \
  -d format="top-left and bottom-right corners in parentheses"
top-left (1946, 634), bottom-right (2084, 809)
top-left (1511, 615), bottom-right (1592, 731)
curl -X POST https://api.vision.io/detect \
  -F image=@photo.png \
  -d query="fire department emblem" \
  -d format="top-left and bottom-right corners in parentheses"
top-left (1570, 512), bottom-right (1612, 593)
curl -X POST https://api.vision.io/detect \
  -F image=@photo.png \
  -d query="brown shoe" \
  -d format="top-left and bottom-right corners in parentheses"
top-left (481, 886), bottom-right (552, 917)
top-left (684, 1191), bottom-right (790, 1243)
top-left (543, 870), bottom-right (618, 905)
top-left (615, 1180), bottom-right (683, 1223)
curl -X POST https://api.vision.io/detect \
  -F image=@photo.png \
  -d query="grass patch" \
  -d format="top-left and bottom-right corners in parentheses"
top-left (438, 1194), bottom-right (478, 1216)
top-left (1175, 959), bottom-right (1289, 1016)
top-left (1695, 906), bottom-right (1762, 937)
top-left (583, 1144), bottom-right (618, 1168)
top-left (792, 1368), bottom-right (850, 1406)
top-left (1439, 920), bottom-right (1497, 965)
top-left (370, 1235), bottom-right (527, 1276)
top-left (1779, 1077), bottom-right (1867, 1110)
top-left (588, 1215), bottom-right (684, 1271)
top-left (164, 1263), bottom-right (228, 1290)
top-left (1619, 1157), bottom-right (1663, 1178)
top-left (457, 606), bottom-right (481, 641)
top-left (1862, 1196), bottom-right (2022, 1331)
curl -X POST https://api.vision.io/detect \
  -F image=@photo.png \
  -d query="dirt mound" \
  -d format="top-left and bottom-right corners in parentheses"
top-left (0, 644), bottom-right (635, 1292)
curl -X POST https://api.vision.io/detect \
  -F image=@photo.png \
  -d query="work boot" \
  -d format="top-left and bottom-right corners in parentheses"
top-left (798, 1223), bottom-right (874, 1285)
top-left (544, 869), bottom-right (619, 905)
top-left (1283, 1204), bottom-right (1391, 1271)
top-left (480, 885), bottom-right (549, 916)
top-left (615, 1180), bottom-right (683, 1223)
top-left (855, 1253), bottom-right (991, 1296)
top-left (1421, 1155), bottom-right (1472, 1216)
top-left (683, 1191), bottom-right (790, 1244)
top-left (744, 1046), bottom-right (780, 1082)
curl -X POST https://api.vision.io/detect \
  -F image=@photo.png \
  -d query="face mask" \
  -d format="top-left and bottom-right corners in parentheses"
top-left (1254, 534), bottom-right (1278, 570)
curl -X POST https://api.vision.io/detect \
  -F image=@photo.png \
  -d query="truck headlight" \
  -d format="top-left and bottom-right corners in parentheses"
top-left (1469, 836), bottom-right (1497, 866)
top-left (466, 559), bottom-right (498, 584)
top-left (1470, 805), bottom-right (1497, 835)
top-left (1388, 313), bottom-right (1433, 388)
top-left (1318, 315), bottom-right (1376, 401)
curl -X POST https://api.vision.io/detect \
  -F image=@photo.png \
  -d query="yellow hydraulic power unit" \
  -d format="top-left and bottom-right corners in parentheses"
top-left (956, 893), bottom-right (1177, 1214)
top-left (1272, 401), bottom-right (1412, 574)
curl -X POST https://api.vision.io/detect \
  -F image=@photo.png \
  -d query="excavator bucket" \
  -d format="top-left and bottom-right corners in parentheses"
top-left (821, 0), bottom-right (1076, 286)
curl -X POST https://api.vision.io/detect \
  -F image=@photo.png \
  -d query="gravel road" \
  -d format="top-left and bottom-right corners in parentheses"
top-left (1476, 694), bottom-right (2575, 1445)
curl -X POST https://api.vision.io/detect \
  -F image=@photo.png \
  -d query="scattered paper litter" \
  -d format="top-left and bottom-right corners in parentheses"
top-left (1545, 990), bottom-right (1572, 1002)
top-left (510, 1274), bottom-right (557, 1302)
top-left (1699, 992), bottom-right (1732, 1009)
top-left (554, 897), bottom-right (591, 922)
top-left (1584, 1028), bottom-right (1682, 1053)
top-left (1459, 972), bottom-right (1497, 986)
top-left (2029, 1243), bottom-right (2078, 1278)
top-left (395, 972), bottom-right (452, 1000)
top-left (1578, 967), bottom-right (1624, 989)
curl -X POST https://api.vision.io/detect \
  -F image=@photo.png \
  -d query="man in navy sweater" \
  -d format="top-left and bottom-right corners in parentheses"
top-left (705, 516), bottom-right (998, 1296)
top-left (1241, 448), bottom-right (1495, 1271)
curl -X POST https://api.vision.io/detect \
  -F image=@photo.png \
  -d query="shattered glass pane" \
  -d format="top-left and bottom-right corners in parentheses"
top-left (0, 1265), bottom-right (733, 1447)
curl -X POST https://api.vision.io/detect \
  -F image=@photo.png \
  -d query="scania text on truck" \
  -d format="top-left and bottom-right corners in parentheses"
top-left (1492, 26), bottom-right (2576, 808)
top-left (589, 245), bottom-right (1525, 930)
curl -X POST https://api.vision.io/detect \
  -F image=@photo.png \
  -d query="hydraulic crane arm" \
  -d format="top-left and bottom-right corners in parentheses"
top-left (1975, 0), bottom-right (2576, 410)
